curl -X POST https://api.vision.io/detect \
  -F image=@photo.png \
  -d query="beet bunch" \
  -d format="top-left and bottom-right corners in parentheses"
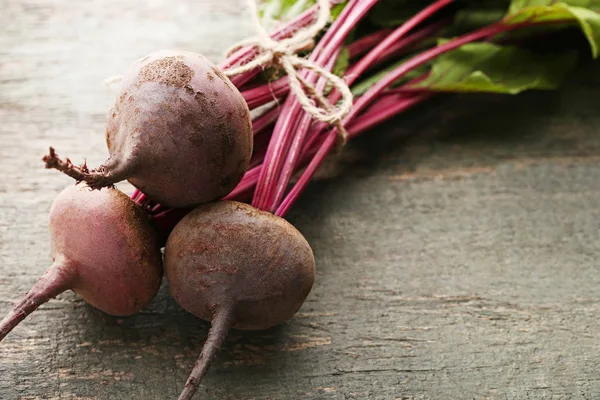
top-left (4, 0), bottom-right (599, 398)
top-left (2, 50), bottom-right (316, 400)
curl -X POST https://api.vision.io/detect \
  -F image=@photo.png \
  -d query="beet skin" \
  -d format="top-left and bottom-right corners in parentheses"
top-left (164, 201), bottom-right (315, 399)
top-left (44, 50), bottom-right (253, 208)
top-left (0, 184), bottom-right (163, 341)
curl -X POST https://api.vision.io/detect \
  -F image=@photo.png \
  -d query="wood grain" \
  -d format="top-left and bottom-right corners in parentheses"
top-left (2, 1), bottom-right (600, 399)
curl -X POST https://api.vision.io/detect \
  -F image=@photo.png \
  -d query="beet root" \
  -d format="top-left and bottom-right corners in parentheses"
top-left (43, 50), bottom-right (253, 208)
top-left (163, 201), bottom-right (316, 399)
top-left (0, 183), bottom-right (163, 342)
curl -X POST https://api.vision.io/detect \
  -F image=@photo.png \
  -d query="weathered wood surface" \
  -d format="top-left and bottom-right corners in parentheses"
top-left (2, 1), bottom-right (600, 399)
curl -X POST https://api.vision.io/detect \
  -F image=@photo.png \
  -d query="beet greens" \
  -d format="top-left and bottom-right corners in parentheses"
top-left (138, 0), bottom-right (600, 234)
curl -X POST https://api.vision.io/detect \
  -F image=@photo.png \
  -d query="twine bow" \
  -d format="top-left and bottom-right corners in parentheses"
top-left (225, 0), bottom-right (353, 139)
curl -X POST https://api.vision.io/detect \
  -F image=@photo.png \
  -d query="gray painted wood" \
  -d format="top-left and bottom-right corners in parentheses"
top-left (1, 1), bottom-right (600, 399)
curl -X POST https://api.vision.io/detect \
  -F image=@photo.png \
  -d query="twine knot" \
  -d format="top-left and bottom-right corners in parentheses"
top-left (225, 0), bottom-right (353, 139)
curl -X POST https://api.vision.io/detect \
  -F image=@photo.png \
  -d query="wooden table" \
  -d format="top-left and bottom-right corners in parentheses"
top-left (2, 1), bottom-right (600, 399)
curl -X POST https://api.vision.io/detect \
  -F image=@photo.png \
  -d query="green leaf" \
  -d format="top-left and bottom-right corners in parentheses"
top-left (505, 1), bottom-right (600, 57)
top-left (509, 0), bottom-right (600, 11)
top-left (410, 42), bottom-right (578, 93)
top-left (322, 46), bottom-right (351, 95)
top-left (258, 0), bottom-right (313, 30)
top-left (331, 2), bottom-right (346, 20)
top-left (332, 47), bottom-right (350, 77)
top-left (351, 1), bottom-right (595, 97)
top-left (258, 0), bottom-right (348, 31)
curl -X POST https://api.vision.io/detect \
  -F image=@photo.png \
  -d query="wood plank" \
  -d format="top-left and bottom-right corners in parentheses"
top-left (2, 1), bottom-right (600, 399)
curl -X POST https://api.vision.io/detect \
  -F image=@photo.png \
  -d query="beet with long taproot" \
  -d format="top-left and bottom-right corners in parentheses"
top-left (163, 200), bottom-right (316, 400)
top-left (0, 183), bottom-right (163, 342)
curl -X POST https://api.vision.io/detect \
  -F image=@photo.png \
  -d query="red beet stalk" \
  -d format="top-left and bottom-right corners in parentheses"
top-left (267, 0), bottom-right (455, 213)
top-left (274, 20), bottom-right (550, 217)
top-left (252, 0), bottom-right (381, 212)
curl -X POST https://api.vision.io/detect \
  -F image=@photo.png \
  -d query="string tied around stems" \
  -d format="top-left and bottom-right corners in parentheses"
top-left (225, 0), bottom-right (353, 143)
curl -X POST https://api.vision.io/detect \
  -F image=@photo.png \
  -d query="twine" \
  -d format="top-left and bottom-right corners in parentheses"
top-left (225, 0), bottom-right (353, 138)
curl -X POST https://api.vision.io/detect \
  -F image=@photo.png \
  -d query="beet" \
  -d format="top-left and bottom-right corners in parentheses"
top-left (43, 50), bottom-right (253, 208)
top-left (163, 200), bottom-right (316, 400)
top-left (0, 184), bottom-right (163, 341)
